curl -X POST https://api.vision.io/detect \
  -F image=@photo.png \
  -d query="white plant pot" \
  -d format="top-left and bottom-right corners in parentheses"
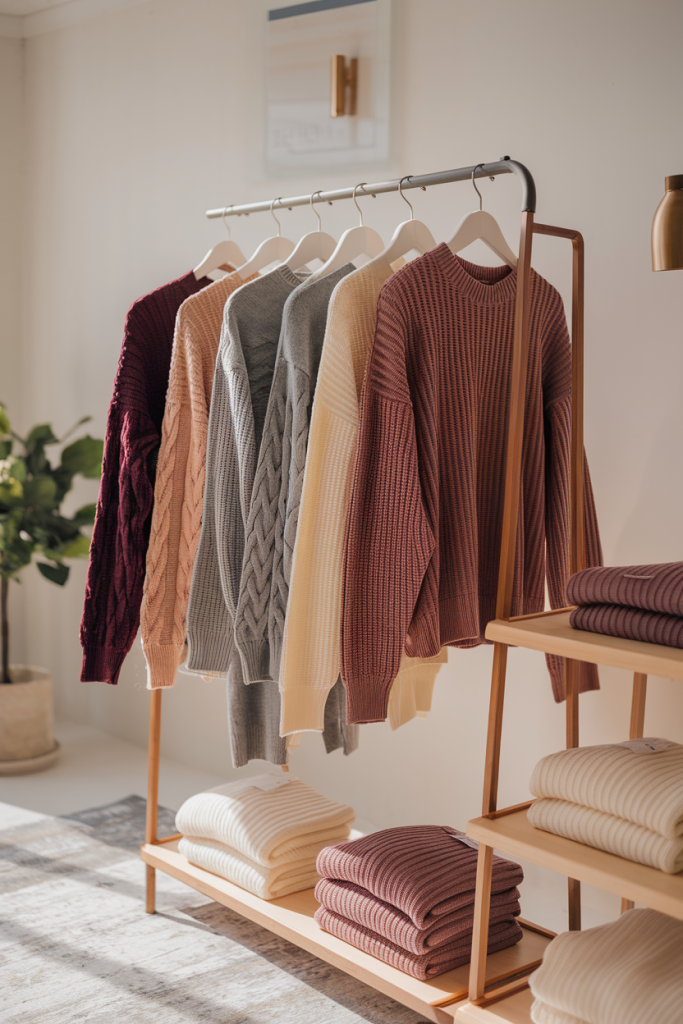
top-left (0, 666), bottom-right (59, 774)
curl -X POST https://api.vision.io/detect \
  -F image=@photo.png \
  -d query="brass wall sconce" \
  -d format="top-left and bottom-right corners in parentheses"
top-left (330, 55), bottom-right (357, 118)
top-left (652, 175), bottom-right (683, 271)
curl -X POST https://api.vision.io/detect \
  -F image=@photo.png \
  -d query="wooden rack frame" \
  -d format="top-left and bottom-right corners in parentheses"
top-left (140, 158), bottom-right (593, 1020)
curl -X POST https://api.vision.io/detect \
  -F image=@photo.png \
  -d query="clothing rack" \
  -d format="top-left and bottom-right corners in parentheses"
top-left (142, 157), bottom-right (601, 1023)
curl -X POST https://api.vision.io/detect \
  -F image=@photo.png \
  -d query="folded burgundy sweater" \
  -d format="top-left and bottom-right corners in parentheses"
top-left (570, 604), bottom-right (683, 648)
top-left (568, 563), bottom-right (683, 616)
top-left (316, 826), bottom-right (523, 929)
top-left (315, 907), bottom-right (523, 980)
top-left (315, 877), bottom-right (520, 954)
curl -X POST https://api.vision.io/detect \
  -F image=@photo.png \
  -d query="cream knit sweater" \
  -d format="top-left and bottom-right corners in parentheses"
top-left (140, 271), bottom-right (250, 688)
top-left (280, 255), bottom-right (446, 737)
top-left (178, 836), bottom-right (322, 899)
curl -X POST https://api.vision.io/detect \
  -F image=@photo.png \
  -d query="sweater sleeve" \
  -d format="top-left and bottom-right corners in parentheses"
top-left (141, 311), bottom-right (208, 688)
top-left (340, 302), bottom-right (435, 724)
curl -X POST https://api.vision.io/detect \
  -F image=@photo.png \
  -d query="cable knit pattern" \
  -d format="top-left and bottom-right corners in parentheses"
top-left (529, 908), bottom-right (683, 1024)
top-left (341, 246), bottom-right (602, 722)
top-left (280, 256), bottom-right (447, 736)
top-left (141, 271), bottom-right (252, 689)
top-left (80, 270), bottom-right (210, 685)
top-left (178, 836), bottom-right (322, 899)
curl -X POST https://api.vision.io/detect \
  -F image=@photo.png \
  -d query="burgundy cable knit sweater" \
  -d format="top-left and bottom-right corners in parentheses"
top-left (341, 247), bottom-right (602, 723)
top-left (80, 271), bottom-right (209, 684)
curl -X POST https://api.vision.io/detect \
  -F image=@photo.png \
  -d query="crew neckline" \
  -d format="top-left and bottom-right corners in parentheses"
top-left (429, 243), bottom-right (519, 304)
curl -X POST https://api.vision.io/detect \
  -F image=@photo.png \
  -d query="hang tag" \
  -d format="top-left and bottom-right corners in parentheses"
top-left (209, 773), bottom-right (296, 799)
top-left (443, 827), bottom-right (479, 851)
top-left (615, 738), bottom-right (679, 754)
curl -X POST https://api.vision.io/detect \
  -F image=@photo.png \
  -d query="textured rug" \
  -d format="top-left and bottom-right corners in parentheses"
top-left (0, 795), bottom-right (429, 1023)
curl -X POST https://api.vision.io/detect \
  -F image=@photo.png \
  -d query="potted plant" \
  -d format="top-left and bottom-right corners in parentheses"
top-left (0, 403), bottom-right (103, 773)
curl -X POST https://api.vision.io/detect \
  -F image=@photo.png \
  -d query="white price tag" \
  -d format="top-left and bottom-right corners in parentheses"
top-left (443, 827), bottom-right (479, 851)
top-left (615, 738), bottom-right (678, 754)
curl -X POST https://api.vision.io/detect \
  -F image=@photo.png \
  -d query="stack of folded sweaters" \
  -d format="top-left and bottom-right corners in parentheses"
top-left (528, 739), bottom-right (683, 873)
top-left (529, 907), bottom-right (683, 1024)
top-left (568, 562), bottom-right (683, 647)
top-left (175, 774), bottom-right (355, 899)
top-left (314, 825), bottom-right (524, 979)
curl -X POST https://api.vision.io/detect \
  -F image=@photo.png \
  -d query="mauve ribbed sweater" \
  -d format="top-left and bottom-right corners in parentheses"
top-left (341, 247), bottom-right (602, 722)
top-left (568, 562), bottom-right (683, 614)
top-left (80, 271), bottom-right (209, 685)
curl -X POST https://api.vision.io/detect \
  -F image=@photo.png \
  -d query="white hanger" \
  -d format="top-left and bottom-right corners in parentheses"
top-left (234, 198), bottom-right (295, 281)
top-left (447, 165), bottom-right (518, 268)
top-left (376, 176), bottom-right (437, 265)
top-left (193, 209), bottom-right (246, 280)
top-left (315, 183), bottom-right (385, 276)
top-left (286, 191), bottom-right (337, 272)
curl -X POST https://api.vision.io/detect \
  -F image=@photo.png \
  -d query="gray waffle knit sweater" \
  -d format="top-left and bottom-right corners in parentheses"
top-left (234, 265), bottom-right (355, 691)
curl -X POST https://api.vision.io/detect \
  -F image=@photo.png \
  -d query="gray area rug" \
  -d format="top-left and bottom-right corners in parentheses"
top-left (0, 795), bottom-right (429, 1023)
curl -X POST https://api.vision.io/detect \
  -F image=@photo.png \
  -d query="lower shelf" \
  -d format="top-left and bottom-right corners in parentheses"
top-left (466, 807), bottom-right (683, 920)
top-left (455, 986), bottom-right (535, 1023)
top-left (141, 839), bottom-right (552, 1024)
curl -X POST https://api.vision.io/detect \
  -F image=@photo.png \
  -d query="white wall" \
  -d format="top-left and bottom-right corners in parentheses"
top-left (5, 0), bottom-right (683, 933)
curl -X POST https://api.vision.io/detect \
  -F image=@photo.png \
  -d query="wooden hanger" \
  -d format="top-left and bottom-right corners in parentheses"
top-left (286, 191), bottom-right (337, 272)
top-left (234, 198), bottom-right (295, 281)
top-left (376, 176), bottom-right (436, 265)
top-left (447, 165), bottom-right (518, 268)
top-left (316, 183), bottom-right (384, 276)
top-left (193, 209), bottom-right (246, 280)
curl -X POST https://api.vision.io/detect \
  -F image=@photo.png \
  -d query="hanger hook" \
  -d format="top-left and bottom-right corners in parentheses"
top-left (222, 206), bottom-right (233, 239)
top-left (310, 190), bottom-right (323, 232)
top-left (398, 176), bottom-right (415, 220)
top-left (353, 182), bottom-right (370, 226)
top-left (471, 164), bottom-right (496, 212)
top-left (270, 197), bottom-right (283, 237)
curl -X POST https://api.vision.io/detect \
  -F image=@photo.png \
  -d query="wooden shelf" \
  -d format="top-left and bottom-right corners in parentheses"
top-left (485, 607), bottom-right (683, 680)
top-left (466, 808), bottom-right (683, 920)
top-left (141, 839), bottom-right (552, 1024)
top-left (454, 987), bottom-right (534, 1023)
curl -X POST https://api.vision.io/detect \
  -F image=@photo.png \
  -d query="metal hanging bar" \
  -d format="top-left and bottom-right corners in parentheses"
top-left (206, 157), bottom-right (537, 219)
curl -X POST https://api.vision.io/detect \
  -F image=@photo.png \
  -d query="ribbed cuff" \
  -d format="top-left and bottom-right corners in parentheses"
top-left (186, 628), bottom-right (234, 675)
top-left (237, 637), bottom-right (272, 684)
top-left (143, 643), bottom-right (184, 689)
top-left (344, 675), bottom-right (393, 725)
top-left (80, 646), bottom-right (126, 685)
top-left (279, 685), bottom-right (330, 736)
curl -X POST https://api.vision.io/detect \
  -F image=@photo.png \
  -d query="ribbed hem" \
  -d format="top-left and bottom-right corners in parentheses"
top-left (186, 628), bottom-right (234, 675)
top-left (345, 676), bottom-right (394, 725)
top-left (237, 638), bottom-right (273, 684)
top-left (143, 643), bottom-right (184, 689)
top-left (80, 646), bottom-right (125, 685)
top-left (279, 685), bottom-right (331, 736)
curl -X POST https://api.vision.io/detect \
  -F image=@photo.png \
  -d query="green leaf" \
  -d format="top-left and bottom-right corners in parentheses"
top-left (60, 436), bottom-right (103, 479)
top-left (72, 503), bottom-right (97, 526)
top-left (8, 457), bottom-right (26, 483)
top-left (60, 534), bottom-right (90, 559)
top-left (0, 440), bottom-right (11, 459)
top-left (0, 405), bottom-right (9, 436)
top-left (23, 475), bottom-right (57, 508)
top-left (0, 480), bottom-right (23, 506)
top-left (37, 562), bottom-right (69, 586)
top-left (26, 424), bottom-right (59, 450)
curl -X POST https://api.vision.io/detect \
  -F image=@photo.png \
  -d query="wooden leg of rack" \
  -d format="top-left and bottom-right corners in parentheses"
top-left (564, 659), bottom-right (581, 928)
top-left (629, 673), bottom-right (647, 739)
top-left (482, 643), bottom-right (509, 815)
top-left (145, 688), bottom-right (162, 915)
top-left (621, 897), bottom-right (635, 914)
top-left (568, 877), bottom-right (581, 931)
top-left (468, 844), bottom-right (494, 1001)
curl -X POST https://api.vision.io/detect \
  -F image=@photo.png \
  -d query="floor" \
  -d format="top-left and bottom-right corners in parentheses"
top-left (0, 719), bottom-right (224, 817)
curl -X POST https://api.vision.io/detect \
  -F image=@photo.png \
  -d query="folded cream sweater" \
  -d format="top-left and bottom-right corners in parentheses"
top-left (175, 775), bottom-right (354, 866)
top-left (528, 798), bottom-right (683, 873)
top-left (530, 740), bottom-right (683, 838)
top-left (178, 835), bottom-right (320, 899)
top-left (529, 908), bottom-right (683, 1024)
top-left (532, 1003), bottom-right (588, 1024)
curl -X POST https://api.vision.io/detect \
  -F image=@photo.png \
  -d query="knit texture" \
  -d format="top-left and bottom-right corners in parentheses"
top-left (234, 265), bottom-right (354, 687)
top-left (141, 271), bottom-right (252, 689)
top-left (175, 774), bottom-right (354, 866)
top-left (280, 255), bottom-right (446, 736)
top-left (316, 825), bottom-right (523, 928)
top-left (529, 908), bottom-right (683, 1024)
top-left (568, 561), bottom-right (683, 614)
top-left (570, 603), bottom-right (683, 647)
top-left (314, 877), bottom-right (521, 954)
top-left (527, 798), bottom-right (683, 872)
top-left (529, 740), bottom-right (683, 837)
top-left (341, 247), bottom-right (602, 722)
top-left (531, 1003), bottom-right (587, 1024)
top-left (80, 270), bottom-right (209, 685)
top-left (314, 909), bottom-right (522, 980)
top-left (178, 836), bottom-right (321, 899)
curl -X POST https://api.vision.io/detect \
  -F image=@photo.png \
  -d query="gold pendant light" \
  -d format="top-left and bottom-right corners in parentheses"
top-left (652, 175), bottom-right (683, 272)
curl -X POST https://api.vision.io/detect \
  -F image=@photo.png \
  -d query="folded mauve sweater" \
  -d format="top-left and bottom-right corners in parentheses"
top-left (315, 908), bottom-right (522, 980)
top-left (529, 908), bottom-right (683, 1024)
top-left (567, 562), bottom-right (683, 615)
top-left (316, 826), bottom-right (523, 928)
top-left (570, 603), bottom-right (683, 648)
top-left (315, 877), bottom-right (520, 954)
